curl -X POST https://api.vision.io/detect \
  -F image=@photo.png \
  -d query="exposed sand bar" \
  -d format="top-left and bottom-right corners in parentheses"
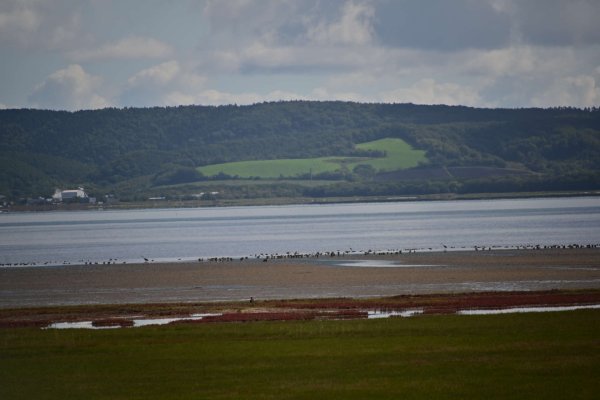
top-left (1, 248), bottom-right (599, 308)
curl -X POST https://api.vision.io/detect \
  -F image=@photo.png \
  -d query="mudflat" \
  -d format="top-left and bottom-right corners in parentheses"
top-left (1, 248), bottom-right (599, 308)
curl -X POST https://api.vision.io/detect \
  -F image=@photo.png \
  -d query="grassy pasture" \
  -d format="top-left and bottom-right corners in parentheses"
top-left (198, 157), bottom-right (346, 179)
top-left (155, 178), bottom-right (340, 189)
top-left (354, 137), bottom-right (427, 171)
top-left (197, 138), bottom-right (427, 178)
top-left (1, 310), bottom-right (598, 399)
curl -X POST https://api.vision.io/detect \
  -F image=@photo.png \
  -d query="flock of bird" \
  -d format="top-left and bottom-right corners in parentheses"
top-left (2, 243), bottom-right (598, 267)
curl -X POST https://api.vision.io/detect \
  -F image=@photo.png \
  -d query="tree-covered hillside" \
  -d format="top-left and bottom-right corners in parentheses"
top-left (1, 101), bottom-right (599, 201)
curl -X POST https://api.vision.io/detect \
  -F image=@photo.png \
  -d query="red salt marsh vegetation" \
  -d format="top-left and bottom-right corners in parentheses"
top-left (1, 289), bottom-right (599, 329)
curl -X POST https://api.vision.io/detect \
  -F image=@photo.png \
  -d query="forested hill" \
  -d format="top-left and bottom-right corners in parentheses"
top-left (1, 101), bottom-right (600, 201)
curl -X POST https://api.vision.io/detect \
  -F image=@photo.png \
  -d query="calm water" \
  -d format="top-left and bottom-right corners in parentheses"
top-left (1, 197), bottom-right (599, 266)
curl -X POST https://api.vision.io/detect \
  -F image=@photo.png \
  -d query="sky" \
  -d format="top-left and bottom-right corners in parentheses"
top-left (1, 0), bottom-right (600, 110)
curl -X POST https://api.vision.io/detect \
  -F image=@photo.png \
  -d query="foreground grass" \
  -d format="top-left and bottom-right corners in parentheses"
top-left (197, 138), bottom-right (427, 178)
top-left (1, 310), bottom-right (599, 399)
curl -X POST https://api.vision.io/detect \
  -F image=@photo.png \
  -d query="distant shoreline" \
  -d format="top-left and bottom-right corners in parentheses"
top-left (3, 189), bottom-right (599, 213)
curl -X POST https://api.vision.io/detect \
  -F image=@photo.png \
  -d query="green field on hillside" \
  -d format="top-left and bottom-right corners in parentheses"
top-left (198, 157), bottom-right (345, 179)
top-left (197, 138), bottom-right (427, 179)
top-left (355, 138), bottom-right (427, 171)
top-left (1, 310), bottom-right (598, 399)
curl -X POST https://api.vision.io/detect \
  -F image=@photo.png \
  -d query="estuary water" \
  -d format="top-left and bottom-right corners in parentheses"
top-left (1, 196), bottom-right (599, 266)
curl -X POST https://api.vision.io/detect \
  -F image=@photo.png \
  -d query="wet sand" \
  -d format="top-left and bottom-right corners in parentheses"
top-left (1, 248), bottom-right (599, 308)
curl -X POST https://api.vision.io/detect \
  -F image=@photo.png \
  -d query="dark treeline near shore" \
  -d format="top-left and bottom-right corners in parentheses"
top-left (1, 101), bottom-right (599, 201)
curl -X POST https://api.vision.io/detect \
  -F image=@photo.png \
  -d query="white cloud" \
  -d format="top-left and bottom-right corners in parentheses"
top-left (325, 71), bottom-right (378, 89)
top-left (127, 61), bottom-right (181, 86)
top-left (125, 65), bottom-right (368, 106)
top-left (238, 42), bottom-right (297, 70)
top-left (487, 0), bottom-right (513, 14)
top-left (164, 89), bottom-right (250, 106)
top-left (306, 1), bottom-right (374, 46)
top-left (188, 38), bottom-right (600, 107)
top-left (189, 90), bottom-right (259, 106)
top-left (71, 36), bottom-right (173, 61)
top-left (380, 79), bottom-right (484, 106)
top-left (172, 89), bottom-right (306, 106)
top-left (311, 87), bottom-right (366, 102)
top-left (28, 64), bottom-right (111, 110)
top-left (0, 0), bottom-right (86, 50)
top-left (162, 91), bottom-right (198, 106)
top-left (453, 45), bottom-right (600, 107)
top-left (198, 0), bottom-right (378, 73)
top-left (463, 47), bottom-right (537, 78)
top-left (202, 0), bottom-right (300, 53)
top-left (532, 75), bottom-right (600, 108)
top-left (121, 61), bottom-right (208, 107)
top-left (204, 40), bottom-right (394, 75)
top-left (0, 3), bottom-right (40, 33)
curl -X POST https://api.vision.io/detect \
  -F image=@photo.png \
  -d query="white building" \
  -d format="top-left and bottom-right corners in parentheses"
top-left (53, 188), bottom-right (88, 202)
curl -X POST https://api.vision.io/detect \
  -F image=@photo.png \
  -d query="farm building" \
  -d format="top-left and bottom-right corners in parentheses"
top-left (53, 188), bottom-right (88, 202)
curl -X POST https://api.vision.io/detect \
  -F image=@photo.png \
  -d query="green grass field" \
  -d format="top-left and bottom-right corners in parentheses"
top-left (158, 178), bottom-right (340, 188)
top-left (197, 138), bottom-right (427, 178)
top-left (1, 310), bottom-right (598, 399)
top-left (198, 157), bottom-right (346, 179)
top-left (354, 138), bottom-right (427, 171)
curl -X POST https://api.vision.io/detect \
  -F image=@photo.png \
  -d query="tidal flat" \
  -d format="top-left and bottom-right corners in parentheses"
top-left (2, 248), bottom-right (600, 307)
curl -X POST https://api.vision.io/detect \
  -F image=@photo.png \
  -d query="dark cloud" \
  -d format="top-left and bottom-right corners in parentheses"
top-left (373, 0), bottom-right (511, 51)
top-left (510, 0), bottom-right (600, 46)
top-left (202, 0), bottom-right (306, 45)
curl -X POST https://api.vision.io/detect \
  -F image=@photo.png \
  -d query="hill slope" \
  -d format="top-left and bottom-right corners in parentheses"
top-left (1, 101), bottom-right (599, 201)
top-left (197, 138), bottom-right (427, 179)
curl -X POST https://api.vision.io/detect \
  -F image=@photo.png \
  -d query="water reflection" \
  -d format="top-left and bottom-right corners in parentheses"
top-left (367, 309), bottom-right (423, 318)
top-left (457, 304), bottom-right (600, 315)
top-left (45, 313), bottom-right (223, 329)
top-left (2, 197), bottom-right (599, 266)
